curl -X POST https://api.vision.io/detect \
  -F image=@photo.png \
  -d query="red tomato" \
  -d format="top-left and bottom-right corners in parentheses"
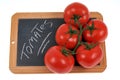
top-left (44, 46), bottom-right (74, 73)
top-left (55, 24), bottom-right (80, 49)
top-left (64, 2), bottom-right (89, 28)
top-left (76, 44), bottom-right (103, 68)
top-left (83, 19), bottom-right (108, 43)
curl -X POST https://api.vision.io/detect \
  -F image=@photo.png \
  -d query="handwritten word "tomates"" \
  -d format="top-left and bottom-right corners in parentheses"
top-left (20, 20), bottom-right (53, 60)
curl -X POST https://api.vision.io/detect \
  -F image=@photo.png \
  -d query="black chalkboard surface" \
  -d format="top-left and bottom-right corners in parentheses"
top-left (17, 18), bottom-right (64, 66)
top-left (9, 12), bottom-right (106, 73)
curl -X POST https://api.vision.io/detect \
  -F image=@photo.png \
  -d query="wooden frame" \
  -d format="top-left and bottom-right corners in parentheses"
top-left (9, 12), bottom-right (106, 73)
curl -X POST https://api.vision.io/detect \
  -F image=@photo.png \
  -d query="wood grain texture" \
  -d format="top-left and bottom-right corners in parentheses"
top-left (9, 12), bottom-right (106, 73)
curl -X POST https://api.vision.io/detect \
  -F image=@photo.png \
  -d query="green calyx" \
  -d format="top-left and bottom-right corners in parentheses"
top-left (66, 26), bottom-right (78, 37)
top-left (61, 48), bottom-right (71, 56)
top-left (82, 42), bottom-right (98, 50)
top-left (71, 14), bottom-right (81, 24)
top-left (87, 21), bottom-right (96, 34)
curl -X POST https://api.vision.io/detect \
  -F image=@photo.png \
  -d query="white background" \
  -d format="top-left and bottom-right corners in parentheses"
top-left (0, 0), bottom-right (120, 80)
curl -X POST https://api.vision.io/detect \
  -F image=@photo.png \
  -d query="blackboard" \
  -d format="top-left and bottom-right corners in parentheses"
top-left (9, 12), bottom-right (106, 73)
top-left (17, 18), bottom-right (64, 66)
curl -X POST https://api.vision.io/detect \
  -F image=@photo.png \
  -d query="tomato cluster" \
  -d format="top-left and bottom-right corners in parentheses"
top-left (44, 2), bottom-right (108, 73)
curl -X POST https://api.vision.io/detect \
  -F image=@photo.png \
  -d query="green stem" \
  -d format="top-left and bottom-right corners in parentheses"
top-left (68, 16), bottom-right (97, 55)
top-left (72, 25), bottom-right (83, 54)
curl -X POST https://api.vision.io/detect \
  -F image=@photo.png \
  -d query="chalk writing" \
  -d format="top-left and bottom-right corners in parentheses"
top-left (20, 43), bottom-right (30, 60)
top-left (37, 32), bottom-right (52, 56)
top-left (41, 40), bottom-right (50, 54)
top-left (20, 20), bottom-right (53, 60)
